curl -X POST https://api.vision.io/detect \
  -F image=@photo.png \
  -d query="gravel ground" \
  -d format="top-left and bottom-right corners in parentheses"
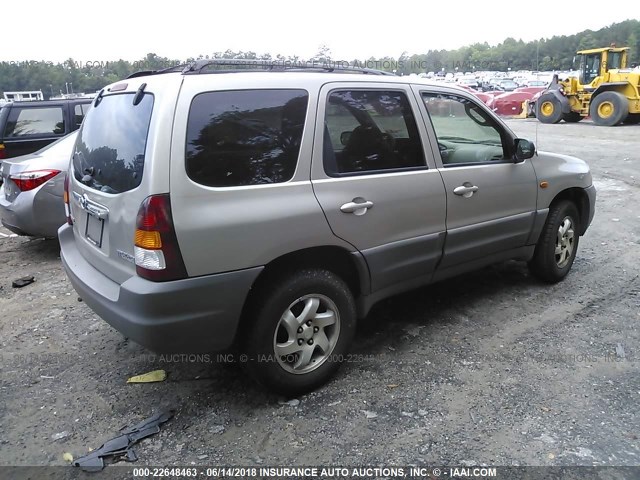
top-left (0, 119), bottom-right (639, 472)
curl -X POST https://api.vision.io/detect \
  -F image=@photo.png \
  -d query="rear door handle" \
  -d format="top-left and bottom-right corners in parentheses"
top-left (340, 198), bottom-right (374, 215)
top-left (453, 184), bottom-right (479, 197)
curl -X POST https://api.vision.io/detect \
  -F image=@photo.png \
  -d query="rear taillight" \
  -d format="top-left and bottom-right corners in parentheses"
top-left (134, 194), bottom-right (187, 282)
top-left (63, 173), bottom-right (73, 225)
top-left (10, 169), bottom-right (60, 192)
top-left (0, 144), bottom-right (5, 160)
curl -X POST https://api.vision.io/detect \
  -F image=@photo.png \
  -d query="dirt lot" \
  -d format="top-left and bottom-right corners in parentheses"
top-left (1, 119), bottom-right (639, 471)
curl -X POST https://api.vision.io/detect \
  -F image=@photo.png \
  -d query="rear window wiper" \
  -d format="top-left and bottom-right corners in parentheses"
top-left (133, 83), bottom-right (147, 106)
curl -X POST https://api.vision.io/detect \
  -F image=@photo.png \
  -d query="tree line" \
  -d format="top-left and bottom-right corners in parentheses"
top-left (1, 19), bottom-right (639, 98)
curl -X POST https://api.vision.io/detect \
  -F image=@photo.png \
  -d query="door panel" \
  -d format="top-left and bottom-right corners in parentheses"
top-left (440, 164), bottom-right (537, 268)
top-left (310, 84), bottom-right (447, 293)
top-left (361, 231), bottom-right (445, 292)
top-left (414, 88), bottom-right (538, 268)
top-left (313, 172), bottom-right (447, 292)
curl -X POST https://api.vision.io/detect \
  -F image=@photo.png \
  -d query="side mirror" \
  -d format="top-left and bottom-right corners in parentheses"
top-left (514, 138), bottom-right (535, 162)
top-left (340, 131), bottom-right (352, 146)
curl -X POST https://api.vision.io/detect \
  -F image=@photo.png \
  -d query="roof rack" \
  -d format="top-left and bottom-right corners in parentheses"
top-left (126, 64), bottom-right (188, 79)
top-left (181, 59), bottom-right (394, 76)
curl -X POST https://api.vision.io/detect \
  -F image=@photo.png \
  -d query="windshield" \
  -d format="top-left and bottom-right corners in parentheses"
top-left (72, 93), bottom-right (154, 194)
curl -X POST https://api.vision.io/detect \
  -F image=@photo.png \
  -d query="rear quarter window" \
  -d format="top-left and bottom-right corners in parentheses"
top-left (4, 106), bottom-right (65, 137)
top-left (185, 89), bottom-right (308, 187)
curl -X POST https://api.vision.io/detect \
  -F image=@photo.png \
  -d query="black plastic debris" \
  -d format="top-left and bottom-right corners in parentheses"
top-left (12, 276), bottom-right (35, 288)
top-left (73, 409), bottom-right (174, 472)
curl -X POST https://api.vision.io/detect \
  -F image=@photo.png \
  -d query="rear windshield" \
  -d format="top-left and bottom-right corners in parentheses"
top-left (72, 93), bottom-right (153, 194)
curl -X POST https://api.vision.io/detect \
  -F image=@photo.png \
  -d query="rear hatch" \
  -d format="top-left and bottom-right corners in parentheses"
top-left (68, 74), bottom-right (183, 284)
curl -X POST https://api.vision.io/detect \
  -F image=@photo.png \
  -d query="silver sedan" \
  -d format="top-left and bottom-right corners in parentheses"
top-left (0, 132), bottom-right (77, 238)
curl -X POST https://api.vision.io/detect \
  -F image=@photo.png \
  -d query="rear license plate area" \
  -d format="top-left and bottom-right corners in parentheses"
top-left (85, 212), bottom-right (104, 247)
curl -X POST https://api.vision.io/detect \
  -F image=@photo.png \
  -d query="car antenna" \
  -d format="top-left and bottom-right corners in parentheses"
top-left (535, 116), bottom-right (539, 154)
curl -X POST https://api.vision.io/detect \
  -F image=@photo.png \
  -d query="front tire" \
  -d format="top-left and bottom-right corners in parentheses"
top-left (243, 269), bottom-right (356, 396)
top-left (528, 200), bottom-right (580, 283)
top-left (590, 91), bottom-right (628, 126)
top-left (536, 93), bottom-right (563, 124)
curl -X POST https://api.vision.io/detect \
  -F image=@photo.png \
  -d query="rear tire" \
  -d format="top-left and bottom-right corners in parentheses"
top-left (536, 93), bottom-right (563, 124)
top-left (528, 200), bottom-right (580, 283)
top-left (563, 111), bottom-right (583, 123)
top-left (590, 91), bottom-right (628, 126)
top-left (242, 269), bottom-right (356, 396)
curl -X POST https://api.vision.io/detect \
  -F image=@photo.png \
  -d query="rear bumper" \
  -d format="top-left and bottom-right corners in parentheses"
top-left (59, 223), bottom-right (263, 353)
top-left (0, 186), bottom-right (64, 238)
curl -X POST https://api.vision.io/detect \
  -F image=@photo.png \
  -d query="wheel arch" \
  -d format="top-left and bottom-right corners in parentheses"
top-left (591, 82), bottom-right (635, 100)
top-left (252, 245), bottom-right (367, 294)
top-left (235, 246), bottom-right (369, 344)
top-left (550, 187), bottom-right (591, 235)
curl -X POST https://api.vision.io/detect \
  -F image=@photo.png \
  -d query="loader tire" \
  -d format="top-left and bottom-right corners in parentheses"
top-left (536, 93), bottom-right (563, 124)
top-left (590, 91), bottom-right (628, 126)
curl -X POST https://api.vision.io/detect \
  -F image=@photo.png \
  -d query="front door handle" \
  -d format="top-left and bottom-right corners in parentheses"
top-left (453, 184), bottom-right (479, 198)
top-left (340, 198), bottom-right (374, 216)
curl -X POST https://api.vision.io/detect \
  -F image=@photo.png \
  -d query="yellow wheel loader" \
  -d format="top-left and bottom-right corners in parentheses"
top-left (535, 46), bottom-right (640, 126)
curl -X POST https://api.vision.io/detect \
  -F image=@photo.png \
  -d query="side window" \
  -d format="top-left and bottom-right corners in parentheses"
top-left (74, 103), bottom-right (91, 127)
top-left (422, 93), bottom-right (508, 166)
top-left (323, 90), bottom-right (425, 175)
top-left (608, 52), bottom-right (622, 70)
top-left (4, 107), bottom-right (65, 137)
top-left (585, 55), bottom-right (600, 83)
top-left (186, 89), bottom-right (308, 187)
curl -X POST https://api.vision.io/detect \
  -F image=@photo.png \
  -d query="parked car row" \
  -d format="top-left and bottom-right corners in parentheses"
top-left (418, 70), bottom-right (551, 93)
top-left (462, 84), bottom-right (547, 116)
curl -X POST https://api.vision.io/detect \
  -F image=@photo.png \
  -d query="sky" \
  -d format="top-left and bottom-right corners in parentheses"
top-left (2, 1), bottom-right (637, 63)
